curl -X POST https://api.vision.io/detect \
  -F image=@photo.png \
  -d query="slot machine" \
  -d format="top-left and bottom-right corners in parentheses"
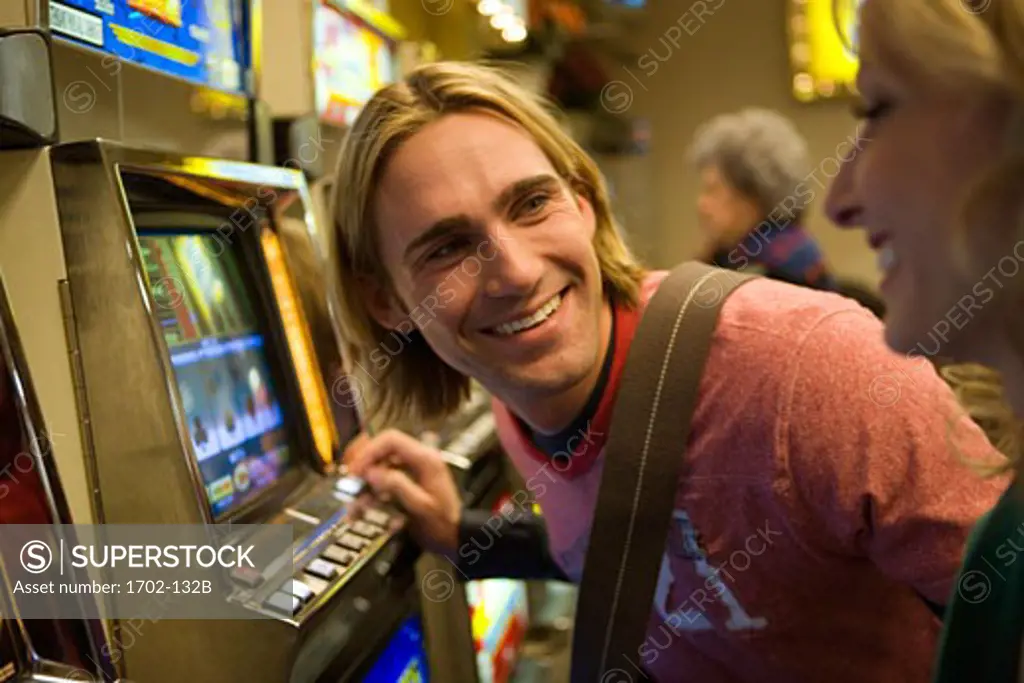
top-left (0, 2), bottom-right (423, 681)
top-left (0, 25), bottom-right (122, 683)
top-left (8, 139), bottom-right (421, 683)
top-left (0, 267), bottom-right (120, 683)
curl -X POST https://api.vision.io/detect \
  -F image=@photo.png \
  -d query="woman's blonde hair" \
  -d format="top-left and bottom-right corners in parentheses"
top-left (328, 61), bottom-right (646, 427)
top-left (865, 0), bottom-right (1024, 467)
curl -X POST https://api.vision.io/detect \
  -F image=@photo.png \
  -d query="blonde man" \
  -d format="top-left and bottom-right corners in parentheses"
top-left (337, 62), bottom-right (1003, 682)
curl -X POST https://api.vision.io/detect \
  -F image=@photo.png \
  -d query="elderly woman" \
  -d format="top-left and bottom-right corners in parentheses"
top-left (826, 0), bottom-right (1024, 680)
top-left (690, 108), bottom-right (837, 291)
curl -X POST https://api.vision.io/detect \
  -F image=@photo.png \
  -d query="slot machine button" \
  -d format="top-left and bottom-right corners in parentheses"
top-left (350, 521), bottom-right (382, 539)
top-left (230, 566), bottom-right (264, 588)
top-left (300, 574), bottom-right (329, 596)
top-left (336, 532), bottom-right (370, 551)
top-left (305, 558), bottom-right (342, 581)
top-left (287, 579), bottom-right (314, 604)
top-left (335, 476), bottom-right (366, 497)
top-left (264, 591), bottom-right (302, 616)
top-left (322, 544), bottom-right (357, 566)
top-left (363, 509), bottom-right (390, 527)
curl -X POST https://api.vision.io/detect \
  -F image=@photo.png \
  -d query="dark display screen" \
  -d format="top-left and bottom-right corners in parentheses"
top-left (48, 0), bottom-right (248, 94)
top-left (139, 232), bottom-right (295, 517)
top-left (361, 614), bottom-right (430, 683)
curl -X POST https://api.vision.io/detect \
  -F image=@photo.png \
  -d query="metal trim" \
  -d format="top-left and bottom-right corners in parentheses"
top-left (58, 279), bottom-right (104, 527)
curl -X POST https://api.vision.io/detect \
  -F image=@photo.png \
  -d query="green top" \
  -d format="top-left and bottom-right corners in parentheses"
top-left (934, 482), bottom-right (1024, 682)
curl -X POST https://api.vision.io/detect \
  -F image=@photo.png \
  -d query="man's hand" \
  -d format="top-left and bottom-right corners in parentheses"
top-left (344, 429), bottom-right (463, 556)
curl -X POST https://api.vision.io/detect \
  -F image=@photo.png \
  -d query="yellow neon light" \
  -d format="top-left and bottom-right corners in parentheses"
top-left (261, 228), bottom-right (337, 467)
top-left (328, 0), bottom-right (406, 40)
top-left (788, 0), bottom-right (860, 102)
top-left (111, 24), bottom-right (199, 66)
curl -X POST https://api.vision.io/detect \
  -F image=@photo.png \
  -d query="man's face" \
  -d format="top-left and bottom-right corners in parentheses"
top-left (368, 112), bottom-right (609, 416)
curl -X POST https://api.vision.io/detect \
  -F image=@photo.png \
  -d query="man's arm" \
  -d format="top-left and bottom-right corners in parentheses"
top-left (779, 308), bottom-right (1009, 606)
top-left (454, 509), bottom-right (570, 581)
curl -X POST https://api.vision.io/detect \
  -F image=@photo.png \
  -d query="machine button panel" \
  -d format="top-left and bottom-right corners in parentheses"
top-left (304, 558), bottom-right (341, 581)
top-left (350, 521), bottom-right (382, 539)
top-left (264, 591), bottom-right (302, 616)
top-left (336, 532), bottom-right (370, 551)
top-left (287, 579), bottom-right (313, 604)
top-left (362, 509), bottom-right (390, 527)
top-left (322, 544), bottom-right (357, 566)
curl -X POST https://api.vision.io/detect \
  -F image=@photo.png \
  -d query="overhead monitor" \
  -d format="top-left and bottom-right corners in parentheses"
top-left (47, 0), bottom-right (249, 94)
top-left (138, 231), bottom-right (298, 518)
top-left (313, 1), bottom-right (396, 126)
top-left (787, 0), bottom-right (861, 102)
top-left (360, 613), bottom-right (430, 682)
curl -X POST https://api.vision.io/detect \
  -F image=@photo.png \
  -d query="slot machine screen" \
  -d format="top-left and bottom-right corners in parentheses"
top-left (47, 0), bottom-right (249, 94)
top-left (138, 232), bottom-right (298, 518)
top-left (314, 1), bottom-right (395, 126)
top-left (360, 614), bottom-right (429, 683)
top-left (466, 579), bottom-right (528, 683)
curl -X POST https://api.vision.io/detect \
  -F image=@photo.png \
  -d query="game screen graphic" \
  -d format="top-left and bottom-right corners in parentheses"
top-left (48, 0), bottom-right (248, 93)
top-left (361, 614), bottom-right (430, 683)
top-left (466, 580), bottom-right (528, 683)
top-left (314, 2), bottom-right (395, 126)
top-left (139, 232), bottom-right (295, 517)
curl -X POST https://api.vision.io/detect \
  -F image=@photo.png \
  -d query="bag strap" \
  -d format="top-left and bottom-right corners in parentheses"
top-left (570, 262), bottom-right (758, 683)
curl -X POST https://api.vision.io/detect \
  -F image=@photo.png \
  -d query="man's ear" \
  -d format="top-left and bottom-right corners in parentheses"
top-left (569, 181), bottom-right (595, 219)
top-left (357, 275), bottom-right (406, 331)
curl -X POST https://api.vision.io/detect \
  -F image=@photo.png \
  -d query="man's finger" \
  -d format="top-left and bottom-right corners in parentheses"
top-left (341, 431), bottom-right (370, 466)
top-left (351, 429), bottom-right (441, 478)
top-left (365, 466), bottom-right (434, 516)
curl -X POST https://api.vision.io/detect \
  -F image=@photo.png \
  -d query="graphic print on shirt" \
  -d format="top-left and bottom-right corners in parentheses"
top-left (653, 510), bottom-right (769, 632)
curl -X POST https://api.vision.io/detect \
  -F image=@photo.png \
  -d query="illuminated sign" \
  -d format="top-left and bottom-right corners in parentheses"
top-left (788, 0), bottom-right (862, 102)
top-left (314, 2), bottom-right (397, 126)
top-left (49, 0), bottom-right (248, 94)
top-left (128, 0), bottom-right (183, 27)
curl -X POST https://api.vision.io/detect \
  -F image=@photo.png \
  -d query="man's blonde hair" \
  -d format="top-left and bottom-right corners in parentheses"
top-left (329, 61), bottom-right (646, 427)
top-left (865, 0), bottom-right (1024, 466)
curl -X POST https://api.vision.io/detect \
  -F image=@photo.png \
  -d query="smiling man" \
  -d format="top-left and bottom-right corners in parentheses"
top-left (333, 62), bottom-right (1005, 682)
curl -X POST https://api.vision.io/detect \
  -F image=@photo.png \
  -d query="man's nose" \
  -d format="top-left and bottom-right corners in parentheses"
top-left (480, 229), bottom-right (544, 298)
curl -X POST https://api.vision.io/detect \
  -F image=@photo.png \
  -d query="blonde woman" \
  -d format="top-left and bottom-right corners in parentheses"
top-left (826, 1), bottom-right (1024, 680)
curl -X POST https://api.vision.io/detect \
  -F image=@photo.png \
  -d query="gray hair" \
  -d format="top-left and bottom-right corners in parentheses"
top-left (689, 108), bottom-right (811, 222)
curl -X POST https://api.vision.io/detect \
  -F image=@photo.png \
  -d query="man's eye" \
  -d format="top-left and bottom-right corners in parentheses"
top-left (517, 191), bottom-right (552, 218)
top-left (426, 240), bottom-right (463, 262)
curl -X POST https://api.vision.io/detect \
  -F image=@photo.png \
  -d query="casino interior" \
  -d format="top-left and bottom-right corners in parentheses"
top-left (0, 1), bottom-right (876, 682)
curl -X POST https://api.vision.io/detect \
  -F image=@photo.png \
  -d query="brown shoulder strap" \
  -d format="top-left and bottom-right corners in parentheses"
top-left (570, 262), bottom-right (758, 682)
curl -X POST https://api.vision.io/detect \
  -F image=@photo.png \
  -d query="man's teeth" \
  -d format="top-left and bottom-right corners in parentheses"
top-left (877, 245), bottom-right (898, 273)
top-left (493, 293), bottom-right (563, 337)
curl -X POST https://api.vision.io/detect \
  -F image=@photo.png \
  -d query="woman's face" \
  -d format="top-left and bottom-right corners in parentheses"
top-left (696, 164), bottom-right (762, 248)
top-left (825, 3), bottom-right (1015, 362)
